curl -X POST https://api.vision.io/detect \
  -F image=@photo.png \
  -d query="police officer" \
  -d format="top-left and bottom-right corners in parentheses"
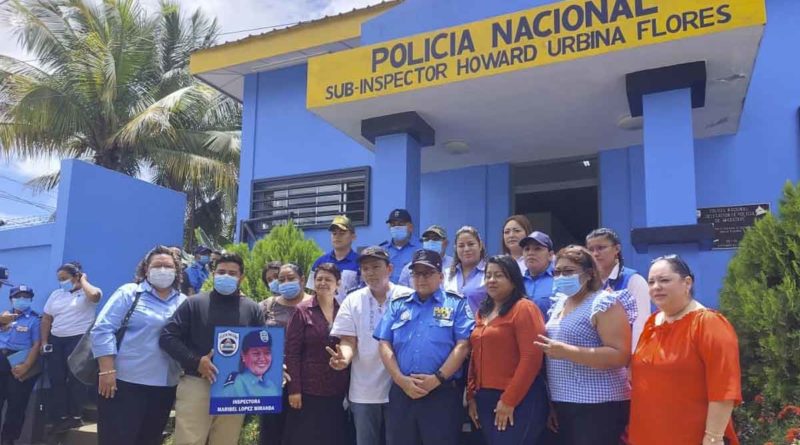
top-left (185, 245), bottom-right (212, 295)
top-left (397, 225), bottom-right (454, 287)
top-left (520, 231), bottom-right (557, 321)
top-left (221, 329), bottom-right (280, 397)
top-left (380, 209), bottom-right (418, 283)
top-left (0, 285), bottom-right (42, 445)
top-left (374, 250), bottom-right (474, 445)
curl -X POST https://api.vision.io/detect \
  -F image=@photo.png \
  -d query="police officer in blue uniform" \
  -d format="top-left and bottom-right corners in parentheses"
top-left (374, 249), bottom-right (474, 445)
top-left (185, 245), bottom-right (212, 295)
top-left (0, 285), bottom-right (42, 445)
top-left (380, 209), bottom-right (418, 283)
top-left (221, 329), bottom-right (280, 398)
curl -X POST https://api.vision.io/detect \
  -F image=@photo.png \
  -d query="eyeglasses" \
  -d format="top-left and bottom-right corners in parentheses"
top-left (553, 268), bottom-right (582, 277)
top-left (421, 235), bottom-right (444, 242)
top-left (410, 270), bottom-right (437, 279)
top-left (586, 245), bottom-right (611, 253)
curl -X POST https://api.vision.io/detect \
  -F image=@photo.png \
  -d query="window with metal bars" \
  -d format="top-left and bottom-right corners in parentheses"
top-left (242, 167), bottom-right (370, 240)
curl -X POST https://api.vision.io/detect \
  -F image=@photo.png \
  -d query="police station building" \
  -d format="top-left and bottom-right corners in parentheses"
top-left (190, 0), bottom-right (793, 307)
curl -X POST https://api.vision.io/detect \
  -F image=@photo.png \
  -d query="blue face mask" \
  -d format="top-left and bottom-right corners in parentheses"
top-left (553, 274), bottom-right (583, 297)
top-left (198, 255), bottom-right (211, 265)
top-left (214, 274), bottom-right (239, 295)
top-left (12, 298), bottom-right (32, 312)
top-left (279, 281), bottom-right (302, 300)
top-left (268, 279), bottom-right (280, 294)
top-left (423, 240), bottom-right (443, 254)
top-left (390, 226), bottom-right (409, 242)
top-left (59, 279), bottom-right (74, 292)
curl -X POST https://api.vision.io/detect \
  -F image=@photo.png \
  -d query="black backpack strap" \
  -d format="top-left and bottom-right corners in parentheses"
top-left (115, 291), bottom-right (143, 347)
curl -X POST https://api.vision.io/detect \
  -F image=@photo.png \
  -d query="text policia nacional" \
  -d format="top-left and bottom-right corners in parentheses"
top-left (323, 0), bottom-right (733, 101)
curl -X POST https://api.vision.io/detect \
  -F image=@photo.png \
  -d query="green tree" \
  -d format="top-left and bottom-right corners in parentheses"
top-left (0, 0), bottom-right (241, 243)
top-left (720, 182), bottom-right (800, 443)
top-left (203, 222), bottom-right (323, 301)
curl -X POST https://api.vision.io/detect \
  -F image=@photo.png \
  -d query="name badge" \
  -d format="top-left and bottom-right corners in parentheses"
top-left (15, 325), bottom-right (28, 333)
top-left (433, 306), bottom-right (453, 321)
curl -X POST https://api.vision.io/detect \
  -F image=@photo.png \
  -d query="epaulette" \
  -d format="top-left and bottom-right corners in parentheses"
top-left (391, 288), bottom-right (414, 301)
top-left (223, 372), bottom-right (238, 386)
top-left (378, 240), bottom-right (390, 247)
top-left (444, 290), bottom-right (465, 299)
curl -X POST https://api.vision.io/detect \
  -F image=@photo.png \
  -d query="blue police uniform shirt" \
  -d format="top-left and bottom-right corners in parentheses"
top-left (221, 369), bottom-right (281, 397)
top-left (186, 262), bottom-right (209, 293)
top-left (523, 263), bottom-right (556, 321)
top-left (379, 240), bottom-right (418, 283)
top-left (0, 307), bottom-right (41, 351)
top-left (373, 288), bottom-right (474, 378)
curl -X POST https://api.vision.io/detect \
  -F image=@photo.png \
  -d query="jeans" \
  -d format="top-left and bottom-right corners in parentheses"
top-left (350, 402), bottom-right (387, 445)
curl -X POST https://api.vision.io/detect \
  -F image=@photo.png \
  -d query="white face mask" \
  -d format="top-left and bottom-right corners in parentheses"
top-left (148, 267), bottom-right (176, 290)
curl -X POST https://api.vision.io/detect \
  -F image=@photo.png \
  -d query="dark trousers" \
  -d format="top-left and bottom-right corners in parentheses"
top-left (48, 334), bottom-right (86, 420)
top-left (386, 382), bottom-right (462, 445)
top-left (474, 376), bottom-right (549, 445)
top-left (282, 393), bottom-right (348, 445)
top-left (0, 365), bottom-right (37, 442)
top-left (260, 388), bottom-right (289, 445)
top-left (549, 401), bottom-right (629, 445)
top-left (97, 380), bottom-right (176, 445)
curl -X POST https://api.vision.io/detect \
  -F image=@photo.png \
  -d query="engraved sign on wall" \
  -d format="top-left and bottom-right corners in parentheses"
top-left (697, 204), bottom-right (770, 249)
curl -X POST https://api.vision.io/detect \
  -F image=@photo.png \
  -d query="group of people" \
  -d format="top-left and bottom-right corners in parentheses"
top-left (0, 208), bottom-right (743, 445)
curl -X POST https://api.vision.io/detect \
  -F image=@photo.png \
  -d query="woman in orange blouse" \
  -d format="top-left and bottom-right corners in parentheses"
top-left (467, 255), bottom-right (548, 445)
top-left (630, 255), bottom-right (741, 445)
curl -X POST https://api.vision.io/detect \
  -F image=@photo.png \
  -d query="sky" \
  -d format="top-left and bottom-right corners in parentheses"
top-left (0, 0), bottom-right (382, 222)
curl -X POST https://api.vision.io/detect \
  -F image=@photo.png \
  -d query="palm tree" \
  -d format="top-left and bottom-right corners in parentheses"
top-left (0, 0), bottom-right (241, 243)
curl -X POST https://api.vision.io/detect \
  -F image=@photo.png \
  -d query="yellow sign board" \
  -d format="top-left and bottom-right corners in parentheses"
top-left (307, 0), bottom-right (766, 108)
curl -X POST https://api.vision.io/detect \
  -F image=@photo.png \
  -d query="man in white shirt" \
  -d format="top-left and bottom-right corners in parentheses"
top-left (328, 246), bottom-right (413, 445)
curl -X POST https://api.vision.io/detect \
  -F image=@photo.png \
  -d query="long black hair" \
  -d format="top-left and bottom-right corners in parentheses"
top-left (478, 255), bottom-right (527, 319)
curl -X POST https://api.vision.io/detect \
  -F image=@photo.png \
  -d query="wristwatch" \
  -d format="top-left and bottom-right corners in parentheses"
top-left (434, 370), bottom-right (447, 384)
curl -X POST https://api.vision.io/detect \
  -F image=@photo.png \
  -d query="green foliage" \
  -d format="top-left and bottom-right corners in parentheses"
top-left (202, 222), bottom-right (323, 301)
top-left (720, 181), bottom-right (800, 443)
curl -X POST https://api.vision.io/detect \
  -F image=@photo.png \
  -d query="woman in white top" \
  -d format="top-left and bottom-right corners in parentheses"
top-left (585, 228), bottom-right (650, 351)
top-left (41, 262), bottom-right (102, 432)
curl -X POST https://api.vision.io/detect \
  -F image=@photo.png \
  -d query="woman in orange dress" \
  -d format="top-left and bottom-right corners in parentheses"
top-left (630, 255), bottom-right (741, 445)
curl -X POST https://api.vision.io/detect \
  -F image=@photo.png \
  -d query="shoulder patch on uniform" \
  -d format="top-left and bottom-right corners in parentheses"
top-left (392, 289), bottom-right (414, 300)
top-left (224, 372), bottom-right (238, 386)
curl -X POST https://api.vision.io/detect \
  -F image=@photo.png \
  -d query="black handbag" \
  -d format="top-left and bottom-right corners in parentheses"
top-left (67, 291), bottom-right (142, 385)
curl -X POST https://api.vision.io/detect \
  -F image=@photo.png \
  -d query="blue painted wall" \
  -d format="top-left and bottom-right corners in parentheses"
top-left (600, 0), bottom-right (800, 308)
top-left (0, 160), bottom-right (186, 312)
top-left (420, 164), bottom-right (510, 257)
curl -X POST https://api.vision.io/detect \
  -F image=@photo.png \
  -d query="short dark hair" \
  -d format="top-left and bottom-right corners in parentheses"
top-left (216, 253), bottom-right (245, 274)
top-left (280, 263), bottom-right (305, 281)
top-left (134, 245), bottom-right (183, 290)
top-left (315, 263), bottom-right (341, 281)
top-left (57, 262), bottom-right (82, 277)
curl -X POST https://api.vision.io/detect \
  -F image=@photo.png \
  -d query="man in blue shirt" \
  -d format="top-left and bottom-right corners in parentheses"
top-left (0, 285), bottom-right (42, 445)
top-left (374, 249), bottom-right (474, 445)
top-left (185, 245), bottom-right (212, 295)
top-left (307, 215), bottom-right (360, 302)
top-left (397, 225), bottom-right (454, 287)
top-left (379, 209), bottom-right (418, 283)
top-left (520, 231), bottom-right (556, 320)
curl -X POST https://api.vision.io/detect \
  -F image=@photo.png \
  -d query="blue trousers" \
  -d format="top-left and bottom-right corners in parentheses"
top-left (386, 382), bottom-right (462, 445)
top-left (474, 375), bottom-right (548, 445)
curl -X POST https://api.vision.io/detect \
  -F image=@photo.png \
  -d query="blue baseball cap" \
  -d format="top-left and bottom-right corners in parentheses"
top-left (386, 209), bottom-right (412, 224)
top-left (242, 329), bottom-right (272, 351)
top-left (519, 231), bottom-right (554, 251)
top-left (411, 249), bottom-right (442, 271)
top-left (9, 285), bottom-right (34, 299)
top-left (193, 245), bottom-right (213, 255)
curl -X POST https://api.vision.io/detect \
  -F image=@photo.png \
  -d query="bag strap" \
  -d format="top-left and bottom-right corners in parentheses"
top-left (114, 291), bottom-right (142, 348)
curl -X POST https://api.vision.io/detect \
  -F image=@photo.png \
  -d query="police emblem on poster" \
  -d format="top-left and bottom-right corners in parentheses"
top-left (210, 327), bottom-right (283, 415)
